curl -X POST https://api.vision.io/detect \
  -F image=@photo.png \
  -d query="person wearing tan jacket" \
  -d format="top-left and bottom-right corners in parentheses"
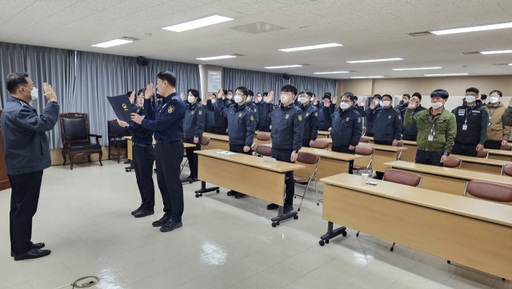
top-left (485, 90), bottom-right (511, 149)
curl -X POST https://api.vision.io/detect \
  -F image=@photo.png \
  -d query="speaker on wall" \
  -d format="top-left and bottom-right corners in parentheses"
top-left (283, 73), bottom-right (291, 80)
top-left (136, 56), bottom-right (148, 66)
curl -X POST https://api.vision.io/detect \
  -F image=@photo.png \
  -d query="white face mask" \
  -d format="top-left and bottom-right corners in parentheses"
top-left (382, 100), bottom-right (391, 107)
top-left (298, 97), bottom-right (308, 104)
top-left (247, 97), bottom-right (252, 102)
top-left (311, 97), bottom-right (315, 102)
top-left (211, 99), bottom-right (216, 104)
top-left (489, 97), bottom-right (499, 104)
top-left (374, 100), bottom-right (380, 105)
top-left (187, 95), bottom-right (195, 103)
top-left (24, 86), bottom-right (38, 101)
top-left (280, 94), bottom-right (292, 105)
top-left (234, 94), bottom-right (243, 103)
top-left (465, 95), bottom-right (476, 103)
top-left (227, 94), bottom-right (233, 100)
top-left (263, 97), bottom-right (267, 102)
top-left (431, 102), bottom-right (444, 109)
top-left (340, 102), bottom-right (350, 110)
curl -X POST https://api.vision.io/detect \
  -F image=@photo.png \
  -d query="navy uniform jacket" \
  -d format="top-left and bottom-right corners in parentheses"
top-left (367, 106), bottom-right (402, 142)
top-left (365, 104), bottom-right (381, 135)
top-left (330, 106), bottom-right (363, 147)
top-left (301, 103), bottom-right (319, 141)
top-left (210, 99), bottom-right (227, 128)
top-left (246, 101), bottom-right (259, 126)
top-left (1, 97), bottom-right (59, 175)
top-left (400, 105), bottom-right (426, 136)
top-left (203, 104), bottom-right (216, 128)
top-left (263, 103), bottom-right (305, 150)
top-left (183, 101), bottom-right (205, 139)
top-left (127, 106), bottom-right (153, 145)
top-left (316, 102), bottom-right (334, 130)
top-left (209, 101), bottom-right (255, 146)
top-left (353, 104), bottom-right (366, 117)
top-left (142, 92), bottom-right (185, 141)
top-left (256, 102), bottom-right (272, 128)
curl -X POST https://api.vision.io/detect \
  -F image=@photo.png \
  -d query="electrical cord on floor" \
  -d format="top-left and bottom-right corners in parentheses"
top-left (53, 276), bottom-right (99, 289)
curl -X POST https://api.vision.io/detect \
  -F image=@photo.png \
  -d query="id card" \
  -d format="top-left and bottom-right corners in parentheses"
top-left (428, 134), bottom-right (434, 142)
top-left (462, 124), bottom-right (468, 131)
top-left (489, 121), bottom-right (492, 127)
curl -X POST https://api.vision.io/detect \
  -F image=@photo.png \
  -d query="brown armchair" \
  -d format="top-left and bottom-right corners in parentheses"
top-left (60, 113), bottom-right (103, 170)
top-left (108, 120), bottom-right (129, 163)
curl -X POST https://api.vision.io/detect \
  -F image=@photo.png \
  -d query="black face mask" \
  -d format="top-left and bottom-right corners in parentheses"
top-left (156, 93), bottom-right (163, 99)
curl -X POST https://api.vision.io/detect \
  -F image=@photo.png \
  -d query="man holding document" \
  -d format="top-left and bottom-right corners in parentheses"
top-left (130, 71), bottom-right (186, 233)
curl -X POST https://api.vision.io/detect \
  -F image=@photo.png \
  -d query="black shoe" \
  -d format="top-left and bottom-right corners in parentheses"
top-left (267, 203), bottom-right (279, 210)
top-left (283, 205), bottom-right (294, 214)
top-left (131, 205), bottom-right (143, 216)
top-left (124, 159), bottom-right (131, 164)
top-left (181, 177), bottom-right (193, 183)
top-left (235, 193), bottom-right (246, 199)
top-left (160, 221), bottom-right (183, 232)
top-left (133, 209), bottom-right (154, 218)
top-left (152, 216), bottom-right (170, 227)
top-left (11, 242), bottom-right (45, 257)
top-left (227, 190), bottom-right (237, 196)
top-left (14, 248), bottom-right (51, 261)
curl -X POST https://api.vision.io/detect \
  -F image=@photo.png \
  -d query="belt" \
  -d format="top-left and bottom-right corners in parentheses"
top-left (154, 139), bottom-right (180, 144)
top-left (132, 142), bottom-right (149, 147)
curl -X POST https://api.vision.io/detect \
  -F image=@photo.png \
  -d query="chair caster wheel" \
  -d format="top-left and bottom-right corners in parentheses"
top-left (272, 222), bottom-right (277, 227)
top-left (297, 208), bottom-right (301, 212)
top-left (356, 232), bottom-right (360, 237)
top-left (195, 194), bottom-right (201, 198)
top-left (325, 239), bottom-right (330, 244)
top-left (341, 231), bottom-right (347, 237)
top-left (319, 240), bottom-right (325, 246)
top-left (390, 247), bottom-right (394, 252)
top-left (216, 189), bottom-right (220, 193)
top-left (447, 260), bottom-right (451, 264)
top-left (293, 215), bottom-right (298, 220)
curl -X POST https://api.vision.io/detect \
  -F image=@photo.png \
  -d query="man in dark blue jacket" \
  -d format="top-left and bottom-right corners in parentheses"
top-left (315, 93), bottom-right (334, 131)
top-left (203, 95), bottom-right (216, 133)
top-left (246, 90), bottom-right (259, 127)
top-left (297, 91), bottom-right (319, 147)
top-left (181, 89), bottom-right (205, 183)
top-left (211, 89), bottom-right (228, 135)
top-left (364, 94), bottom-right (382, 137)
top-left (1, 73), bottom-right (59, 260)
top-left (367, 94), bottom-right (402, 179)
top-left (401, 92), bottom-right (426, 141)
top-left (256, 92), bottom-right (271, 131)
top-left (210, 87), bottom-right (255, 198)
top-left (262, 85), bottom-right (304, 213)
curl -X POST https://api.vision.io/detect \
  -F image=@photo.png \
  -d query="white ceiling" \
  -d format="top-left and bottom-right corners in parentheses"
top-left (1, 0), bottom-right (512, 79)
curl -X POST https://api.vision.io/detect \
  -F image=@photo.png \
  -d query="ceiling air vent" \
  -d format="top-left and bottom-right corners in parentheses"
top-left (408, 31), bottom-right (432, 37)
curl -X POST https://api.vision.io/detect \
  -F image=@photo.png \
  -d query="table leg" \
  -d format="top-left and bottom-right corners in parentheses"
top-left (194, 181), bottom-right (219, 198)
top-left (319, 221), bottom-right (347, 246)
top-left (270, 174), bottom-right (299, 227)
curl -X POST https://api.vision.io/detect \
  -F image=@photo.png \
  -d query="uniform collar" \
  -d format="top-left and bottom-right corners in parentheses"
top-left (235, 103), bottom-right (246, 111)
top-left (162, 92), bottom-right (178, 104)
top-left (10, 96), bottom-right (31, 107)
top-left (279, 103), bottom-right (294, 110)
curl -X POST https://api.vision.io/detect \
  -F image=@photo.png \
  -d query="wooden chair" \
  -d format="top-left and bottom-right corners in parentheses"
top-left (357, 168), bottom-right (422, 252)
top-left (293, 152), bottom-right (321, 210)
top-left (252, 133), bottom-right (271, 149)
top-left (310, 139), bottom-right (329, 149)
top-left (500, 144), bottom-right (512, 151)
top-left (60, 113), bottom-right (102, 170)
top-left (107, 120), bottom-right (129, 163)
top-left (255, 145), bottom-right (272, 157)
top-left (502, 163), bottom-right (512, 176)
top-left (477, 150), bottom-right (489, 158)
top-left (393, 140), bottom-right (404, 160)
top-left (464, 180), bottom-right (512, 204)
top-left (353, 145), bottom-right (374, 174)
top-left (443, 156), bottom-right (462, 168)
top-left (181, 137), bottom-right (211, 173)
top-left (360, 136), bottom-right (371, 143)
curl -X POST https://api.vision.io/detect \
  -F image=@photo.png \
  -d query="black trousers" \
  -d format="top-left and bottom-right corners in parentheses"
top-left (331, 145), bottom-right (355, 174)
top-left (415, 150), bottom-right (444, 167)
top-left (155, 141), bottom-right (184, 223)
top-left (451, 142), bottom-right (478, 157)
top-left (272, 148), bottom-right (294, 207)
top-left (374, 140), bottom-right (393, 179)
top-left (302, 139), bottom-right (311, 148)
top-left (184, 138), bottom-right (201, 179)
top-left (133, 144), bottom-right (155, 210)
top-left (258, 125), bottom-right (270, 132)
top-left (402, 134), bottom-right (417, 141)
top-left (484, 140), bottom-right (502, 150)
top-left (204, 126), bottom-right (215, 133)
top-left (8, 170), bottom-right (43, 255)
top-left (213, 126), bottom-right (227, 135)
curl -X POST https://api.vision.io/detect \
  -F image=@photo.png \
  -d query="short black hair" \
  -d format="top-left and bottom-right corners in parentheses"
top-left (412, 92), bottom-right (422, 101)
top-left (156, 71), bottom-right (177, 88)
top-left (372, 94), bottom-right (382, 100)
top-left (188, 89), bottom-right (200, 100)
top-left (256, 92), bottom-right (262, 96)
top-left (263, 92), bottom-right (268, 96)
top-left (126, 91), bottom-right (133, 97)
top-left (382, 94), bottom-right (392, 101)
top-left (306, 92), bottom-right (313, 98)
top-left (402, 93), bottom-right (411, 99)
top-left (350, 95), bottom-right (358, 103)
top-left (219, 88), bottom-right (227, 95)
top-left (248, 90), bottom-right (254, 97)
top-left (341, 91), bottom-right (354, 98)
top-left (6, 72), bottom-right (29, 94)
top-left (281, 84), bottom-right (298, 96)
top-left (324, 92), bottom-right (332, 98)
top-left (490, 90), bottom-right (503, 97)
top-left (480, 94), bottom-right (487, 100)
top-left (227, 90), bottom-right (233, 93)
top-left (236, 86), bottom-right (249, 96)
top-left (137, 89), bottom-right (144, 96)
top-left (465, 87), bottom-right (479, 95)
top-left (431, 89), bottom-right (449, 99)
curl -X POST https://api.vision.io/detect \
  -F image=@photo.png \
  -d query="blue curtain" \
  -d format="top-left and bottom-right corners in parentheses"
top-left (0, 42), bottom-right (200, 148)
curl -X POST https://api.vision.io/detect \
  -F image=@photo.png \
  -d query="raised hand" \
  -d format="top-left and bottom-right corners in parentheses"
top-left (369, 100), bottom-right (377, 110)
top-left (408, 99), bottom-right (417, 109)
top-left (43, 83), bottom-right (57, 102)
top-left (202, 98), bottom-right (207, 106)
top-left (145, 83), bottom-right (154, 99)
top-left (361, 98), bottom-right (365, 107)
top-left (218, 88), bottom-right (224, 99)
top-left (332, 96), bottom-right (338, 104)
top-left (180, 92), bottom-right (185, 101)
top-left (266, 91), bottom-right (274, 103)
top-left (323, 98), bottom-right (331, 107)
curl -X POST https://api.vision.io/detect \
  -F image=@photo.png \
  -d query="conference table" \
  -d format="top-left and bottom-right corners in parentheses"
top-left (259, 144), bottom-right (362, 179)
top-left (317, 130), bottom-right (330, 138)
top-left (486, 148), bottom-right (512, 162)
top-left (384, 161), bottom-right (512, 198)
top-left (319, 173), bottom-right (512, 281)
top-left (451, 154), bottom-right (510, 175)
top-left (202, 133), bottom-right (230, 150)
top-left (195, 149), bottom-right (304, 227)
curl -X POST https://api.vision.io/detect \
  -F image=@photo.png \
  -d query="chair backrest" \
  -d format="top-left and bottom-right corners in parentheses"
top-left (360, 136), bottom-right (370, 143)
top-left (201, 136), bottom-right (211, 149)
top-left (255, 145), bottom-right (272, 157)
top-left (355, 145), bottom-right (374, 156)
top-left (477, 150), bottom-right (489, 158)
top-left (310, 139), bottom-right (329, 149)
top-left (466, 180), bottom-right (512, 202)
top-left (296, 151), bottom-right (320, 165)
top-left (503, 163), bottom-right (512, 176)
top-left (256, 133), bottom-right (270, 141)
top-left (60, 113), bottom-right (89, 144)
top-left (383, 168), bottom-right (422, 187)
top-left (501, 144), bottom-right (512, 151)
top-left (108, 120), bottom-right (128, 137)
top-left (443, 157), bottom-right (461, 168)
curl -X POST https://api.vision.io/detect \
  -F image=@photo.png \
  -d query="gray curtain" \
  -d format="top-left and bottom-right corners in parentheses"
top-left (0, 41), bottom-right (200, 148)
top-left (222, 67), bottom-right (337, 102)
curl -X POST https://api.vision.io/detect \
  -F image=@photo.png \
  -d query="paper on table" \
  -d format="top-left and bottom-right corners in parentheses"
top-left (263, 156), bottom-right (278, 163)
top-left (217, 151), bottom-right (237, 155)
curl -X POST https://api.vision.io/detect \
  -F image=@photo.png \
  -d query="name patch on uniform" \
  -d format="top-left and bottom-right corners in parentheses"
top-left (388, 115), bottom-right (392, 119)
top-left (168, 106), bottom-right (175, 113)
top-left (315, 112), bottom-right (318, 117)
top-left (306, 113), bottom-right (309, 117)
top-left (358, 118), bottom-right (361, 122)
top-left (254, 108), bottom-right (257, 112)
top-left (346, 117), bottom-right (350, 121)
top-left (250, 115), bottom-right (254, 121)
top-left (285, 114), bottom-right (290, 119)
top-left (191, 111), bottom-right (194, 114)
top-left (298, 115), bottom-right (302, 121)
top-left (239, 113), bottom-right (243, 117)
top-left (398, 115), bottom-right (401, 119)
top-left (198, 110), bottom-right (202, 115)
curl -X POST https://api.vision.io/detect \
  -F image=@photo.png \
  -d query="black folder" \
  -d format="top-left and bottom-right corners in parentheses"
top-left (107, 95), bottom-right (133, 122)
